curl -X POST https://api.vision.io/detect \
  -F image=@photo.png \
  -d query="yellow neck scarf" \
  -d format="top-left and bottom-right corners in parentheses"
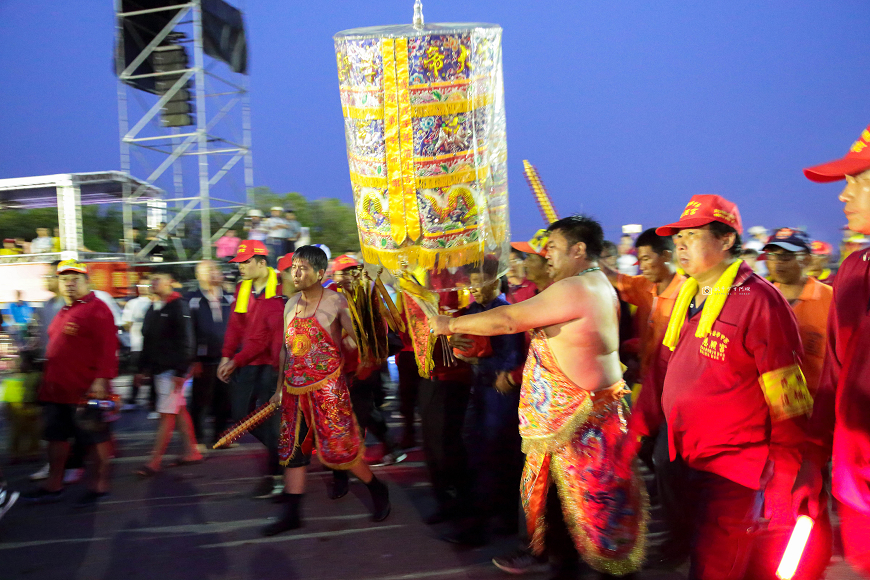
top-left (235, 268), bottom-right (278, 313)
top-left (662, 259), bottom-right (743, 351)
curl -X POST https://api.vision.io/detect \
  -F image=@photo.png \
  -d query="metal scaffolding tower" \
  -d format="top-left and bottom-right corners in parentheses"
top-left (115, 0), bottom-right (252, 261)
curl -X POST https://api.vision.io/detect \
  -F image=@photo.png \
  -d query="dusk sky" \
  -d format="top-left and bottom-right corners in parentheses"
top-left (1, 1), bottom-right (869, 247)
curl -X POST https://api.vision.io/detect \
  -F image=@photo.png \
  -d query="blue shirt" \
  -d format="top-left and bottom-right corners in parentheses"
top-left (463, 295), bottom-right (524, 385)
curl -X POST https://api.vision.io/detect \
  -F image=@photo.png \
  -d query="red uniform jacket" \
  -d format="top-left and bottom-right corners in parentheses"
top-left (803, 249), bottom-right (870, 514)
top-left (41, 292), bottom-right (118, 405)
top-left (660, 262), bottom-right (810, 494)
top-left (222, 284), bottom-right (287, 369)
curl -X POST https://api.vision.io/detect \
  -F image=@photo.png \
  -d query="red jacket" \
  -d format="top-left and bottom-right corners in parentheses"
top-left (803, 249), bottom-right (870, 514)
top-left (222, 283), bottom-right (287, 369)
top-left (661, 262), bottom-right (810, 492)
top-left (41, 292), bottom-right (118, 405)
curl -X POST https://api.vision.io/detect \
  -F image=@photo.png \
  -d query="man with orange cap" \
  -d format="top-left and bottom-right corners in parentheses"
top-left (652, 195), bottom-right (813, 580)
top-left (793, 125), bottom-right (870, 576)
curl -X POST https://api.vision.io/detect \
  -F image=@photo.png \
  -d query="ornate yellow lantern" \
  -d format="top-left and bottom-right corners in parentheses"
top-left (334, 3), bottom-right (509, 291)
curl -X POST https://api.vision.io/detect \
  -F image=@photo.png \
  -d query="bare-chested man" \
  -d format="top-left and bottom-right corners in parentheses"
top-left (430, 216), bottom-right (646, 578)
top-left (263, 245), bottom-right (390, 536)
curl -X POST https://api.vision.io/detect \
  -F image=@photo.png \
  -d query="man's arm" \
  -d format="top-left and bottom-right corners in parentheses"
top-left (431, 278), bottom-right (585, 336)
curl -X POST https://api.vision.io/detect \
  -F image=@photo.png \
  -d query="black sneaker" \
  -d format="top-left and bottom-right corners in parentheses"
top-left (21, 487), bottom-right (64, 505)
top-left (73, 490), bottom-right (108, 508)
top-left (0, 487), bottom-right (19, 521)
top-left (492, 547), bottom-right (549, 575)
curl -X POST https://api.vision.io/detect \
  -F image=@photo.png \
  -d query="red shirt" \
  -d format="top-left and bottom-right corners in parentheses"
top-left (661, 262), bottom-right (810, 491)
top-left (803, 249), bottom-right (870, 514)
top-left (223, 283), bottom-right (287, 369)
top-left (506, 279), bottom-right (537, 304)
top-left (41, 292), bottom-right (118, 405)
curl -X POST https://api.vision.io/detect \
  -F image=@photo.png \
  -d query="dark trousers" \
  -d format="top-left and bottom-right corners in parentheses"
top-left (467, 384), bottom-right (523, 527)
top-left (190, 362), bottom-right (230, 444)
top-left (128, 369), bottom-right (157, 410)
top-left (231, 365), bottom-right (281, 476)
top-left (654, 427), bottom-right (693, 556)
top-left (349, 371), bottom-right (394, 452)
top-left (397, 351), bottom-right (421, 442)
top-left (418, 377), bottom-right (472, 509)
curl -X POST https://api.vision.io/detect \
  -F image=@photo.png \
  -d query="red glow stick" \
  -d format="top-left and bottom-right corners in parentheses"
top-left (776, 515), bottom-right (814, 580)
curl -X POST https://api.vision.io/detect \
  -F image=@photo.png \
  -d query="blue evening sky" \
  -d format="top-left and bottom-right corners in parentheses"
top-left (1, 1), bottom-right (868, 246)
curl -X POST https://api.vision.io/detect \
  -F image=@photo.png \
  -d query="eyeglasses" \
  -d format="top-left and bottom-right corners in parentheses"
top-left (766, 253), bottom-right (805, 262)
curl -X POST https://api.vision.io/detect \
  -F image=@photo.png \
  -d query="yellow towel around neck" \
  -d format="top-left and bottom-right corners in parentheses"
top-left (234, 267), bottom-right (278, 313)
top-left (662, 259), bottom-right (743, 351)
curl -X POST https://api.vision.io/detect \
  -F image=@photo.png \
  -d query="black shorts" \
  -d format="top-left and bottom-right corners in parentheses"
top-left (42, 402), bottom-right (112, 445)
top-left (283, 411), bottom-right (312, 469)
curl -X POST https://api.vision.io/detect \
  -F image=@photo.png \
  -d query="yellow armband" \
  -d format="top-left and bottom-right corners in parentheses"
top-left (759, 364), bottom-right (813, 421)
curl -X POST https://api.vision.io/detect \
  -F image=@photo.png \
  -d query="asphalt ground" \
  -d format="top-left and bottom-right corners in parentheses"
top-left (0, 379), bottom-right (863, 580)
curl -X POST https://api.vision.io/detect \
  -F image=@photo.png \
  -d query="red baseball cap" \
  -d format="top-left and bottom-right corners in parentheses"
top-left (804, 124), bottom-right (870, 183)
top-left (656, 194), bottom-right (743, 236)
top-left (229, 240), bottom-right (269, 263)
top-left (333, 254), bottom-right (361, 271)
top-left (810, 240), bottom-right (833, 256)
top-left (276, 253), bottom-right (294, 272)
top-left (510, 229), bottom-right (549, 257)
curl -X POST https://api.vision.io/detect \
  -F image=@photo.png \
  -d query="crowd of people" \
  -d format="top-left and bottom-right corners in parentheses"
top-left (1, 125), bottom-right (870, 580)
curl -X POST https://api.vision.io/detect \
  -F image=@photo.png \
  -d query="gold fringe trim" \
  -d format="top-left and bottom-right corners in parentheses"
top-left (550, 456), bottom-right (649, 575)
top-left (349, 166), bottom-right (490, 191)
top-left (360, 242), bottom-right (484, 272)
top-left (412, 94), bottom-right (492, 117)
top-left (283, 366), bottom-right (342, 396)
top-left (521, 398), bottom-right (594, 456)
top-left (342, 105), bottom-right (384, 120)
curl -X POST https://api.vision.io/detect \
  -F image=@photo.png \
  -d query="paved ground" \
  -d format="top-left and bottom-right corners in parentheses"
top-left (0, 379), bottom-right (863, 580)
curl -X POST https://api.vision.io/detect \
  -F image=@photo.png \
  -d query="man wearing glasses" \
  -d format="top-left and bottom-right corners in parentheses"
top-left (763, 228), bottom-right (833, 397)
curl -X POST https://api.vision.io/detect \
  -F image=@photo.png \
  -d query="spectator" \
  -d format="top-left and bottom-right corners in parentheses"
top-left (264, 207), bottom-right (289, 267)
top-left (284, 209), bottom-right (301, 253)
top-left (244, 210), bottom-right (268, 242)
top-left (617, 233), bottom-right (639, 275)
top-left (51, 228), bottom-right (61, 253)
top-left (277, 253), bottom-right (296, 297)
top-left (329, 255), bottom-right (405, 500)
top-left (121, 276), bottom-right (154, 410)
top-left (36, 261), bottom-right (66, 361)
top-left (22, 260), bottom-right (118, 506)
top-left (444, 262), bottom-right (525, 546)
top-left (215, 228), bottom-right (241, 260)
top-left (218, 240), bottom-right (286, 498)
top-left (30, 228), bottom-right (53, 254)
top-left (807, 240), bottom-right (834, 284)
top-left (741, 247), bottom-right (761, 274)
top-left (508, 230), bottom-right (550, 303)
top-left (764, 228), bottom-right (833, 396)
top-left (135, 269), bottom-right (201, 475)
top-left (187, 260), bottom-right (233, 449)
top-left (0, 238), bottom-right (21, 256)
top-left (5, 290), bottom-right (34, 333)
